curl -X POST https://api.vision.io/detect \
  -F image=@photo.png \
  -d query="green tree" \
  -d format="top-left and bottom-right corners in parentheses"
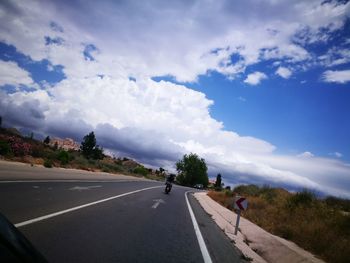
top-left (215, 173), bottom-right (222, 190)
top-left (80, 131), bottom-right (104, 159)
top-left (43, 136), bottom-right (50, 144)
top-left (176, 153), bottom-right (208, 187)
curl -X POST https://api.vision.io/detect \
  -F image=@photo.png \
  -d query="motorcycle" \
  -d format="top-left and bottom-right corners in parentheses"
top-left (164, 181), bottom-right (172, 194)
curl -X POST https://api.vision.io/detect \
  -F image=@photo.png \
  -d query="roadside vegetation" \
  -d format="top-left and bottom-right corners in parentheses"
top-left (0, 127), bottom-right (165, 181)
top-left (208, 184), bottom-right (350, 263)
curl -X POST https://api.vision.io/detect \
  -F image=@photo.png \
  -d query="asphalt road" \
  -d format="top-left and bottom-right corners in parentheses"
top-left (0, 162), bottom-right (244, 263)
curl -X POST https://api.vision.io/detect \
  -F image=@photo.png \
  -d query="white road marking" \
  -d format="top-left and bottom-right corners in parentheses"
top-left (185, 191), bottom-right (212, 263)
top-left (69, 185), bottom-right (102, 191)
top-left (151, 199), bottom-right (165, 209)
top-left (0, 180), bottom-right (140, 183)
top-left (15, 185), bottom-right (162, 228)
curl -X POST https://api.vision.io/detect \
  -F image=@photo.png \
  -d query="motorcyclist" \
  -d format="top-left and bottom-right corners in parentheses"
top-left (166, 174), bottom-right (175, 184)
top-left (165, 174), bottom-right (175, 193)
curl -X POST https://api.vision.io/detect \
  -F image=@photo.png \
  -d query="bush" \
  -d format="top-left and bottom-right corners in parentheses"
top-left (43, 159), bottom-right (53, 168)
top-left (224, 189), bottom-right (232, 196)
top-left (233, 184), bottom-right (260, 196)
top-left (133, 166), bottom-right (149, 176)
top-left (324, 196), bottom-right (350, 212)
top-left (287, 189), bottom-right (316, 209)
top-left (57, 150), bottom-right (70, 165)
top-left (0, 140), bottom-right (11, 156)
top-left (8, 136), bottom-right (32, 156)
top-left (31, 144), bottom-right (45, 158)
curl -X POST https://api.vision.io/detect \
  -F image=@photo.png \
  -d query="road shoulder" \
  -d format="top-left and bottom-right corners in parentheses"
top-left (188, 193), bottom-right (246, 263)
top-left (194, 192), bottom-right (324, 263)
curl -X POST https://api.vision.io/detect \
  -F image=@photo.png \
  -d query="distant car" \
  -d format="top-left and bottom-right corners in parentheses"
top-left (194, 184), bottom-right (203, 189)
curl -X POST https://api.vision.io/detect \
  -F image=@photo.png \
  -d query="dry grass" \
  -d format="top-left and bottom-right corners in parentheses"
top-left (208, 186), bottom-right (350, 263)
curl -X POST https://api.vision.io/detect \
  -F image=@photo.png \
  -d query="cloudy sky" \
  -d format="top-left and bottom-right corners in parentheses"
top-left (1, 0), bottom-right (350, 197)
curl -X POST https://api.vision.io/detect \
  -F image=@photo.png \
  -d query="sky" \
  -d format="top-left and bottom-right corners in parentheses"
top-left (0, 0), bottom-right (350, 197)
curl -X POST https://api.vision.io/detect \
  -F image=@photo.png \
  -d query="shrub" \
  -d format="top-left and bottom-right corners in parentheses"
top-left (8, 136), bottom-right (32, 156)
top-left (43, 159), bottom-right (53, 168)
top-left (224, 189), bottom-right (232, 196)
top-left (133, 166), bottom-right (149, 176)
top-left (233, 184), bottom-right (260, 196)
top-left (324, 196), bottom-right (350, 212)
top-left (0, 140), bottom-right (11, 156)
top-left (57, 150), bottom-right (70, 165)
top-left (31, 144), bottom-right (45, 158)
top-left (287, 189), bottom-right (316, 209)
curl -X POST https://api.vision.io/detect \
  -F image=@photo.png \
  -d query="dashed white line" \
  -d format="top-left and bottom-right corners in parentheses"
top-left (185, 191), bottom-right (212, 263)
top-left (15, 185), bottom-right (162, 228)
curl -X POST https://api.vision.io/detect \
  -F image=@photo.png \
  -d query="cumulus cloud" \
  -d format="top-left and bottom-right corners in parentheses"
top-left (0, 60), bottom-right (36, 88)
top-left (244, 72), bottom-right (267, 85)
top-left (322, 69), bottom-right (350, 83)
top-left (276, 67), bottom-right (292, 79)
top-left (1, 0), bottom-right (350, 197)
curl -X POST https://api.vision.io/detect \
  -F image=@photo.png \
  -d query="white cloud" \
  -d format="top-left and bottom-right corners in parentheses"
top-left (322, 70), bottom-right (350, 84)
top-left (276, 67), bottom-right (292, 79)
top-left (329, 152), bottom-right (343, 158)
top-left (297, 151), bottom-right (314, 158)
top-left (0, 60), bottom-right (36, 88)
top-left (244, 72), bottom-right (267, 85)
top-left (1, 0), bottom-right (349, 82)
top-left (319, 48), bottom-right (350, 67)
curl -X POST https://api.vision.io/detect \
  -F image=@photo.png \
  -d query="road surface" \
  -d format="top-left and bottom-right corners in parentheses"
top-left (0, 161), bottom-right (244, 262)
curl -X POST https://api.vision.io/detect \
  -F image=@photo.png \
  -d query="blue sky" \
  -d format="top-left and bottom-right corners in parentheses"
top-left (1, 0), bottom-right (350, 197)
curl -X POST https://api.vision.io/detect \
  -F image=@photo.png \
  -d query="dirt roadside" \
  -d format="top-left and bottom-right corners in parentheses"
top-left (194, 192), bottom-right (324, 263)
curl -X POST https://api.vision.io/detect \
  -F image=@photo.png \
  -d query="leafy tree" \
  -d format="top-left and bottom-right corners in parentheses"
top-left (80, 131), bottom-right (104, 159)
top-left (43, 136), bottom-right (50, 144)
top-left (176, 153), bottom-right (208, 187)
top-left (215, 173), bottom-right (222, 189)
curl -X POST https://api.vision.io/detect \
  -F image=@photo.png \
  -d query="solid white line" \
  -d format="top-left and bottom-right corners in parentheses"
top-left (15, 185), bottom-right (162, 228)
top-left (185, 191), bottom-right (212, 263)
top-left (0, 180), bottom-right (141, 184)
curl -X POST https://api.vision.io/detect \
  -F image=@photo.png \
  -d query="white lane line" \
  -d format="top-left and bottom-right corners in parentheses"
top-left (0, 180), bottom-right (141, 183)
top-left (185, 191), bottom-right (212, 263)
top-left (15, 185), bottom-right (162, 228)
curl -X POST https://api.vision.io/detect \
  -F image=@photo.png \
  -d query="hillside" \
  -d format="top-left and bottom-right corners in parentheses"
top-left (0, 127), bottom-right (165, 181)
top-left (208, 185), bottom-right (350, 263)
